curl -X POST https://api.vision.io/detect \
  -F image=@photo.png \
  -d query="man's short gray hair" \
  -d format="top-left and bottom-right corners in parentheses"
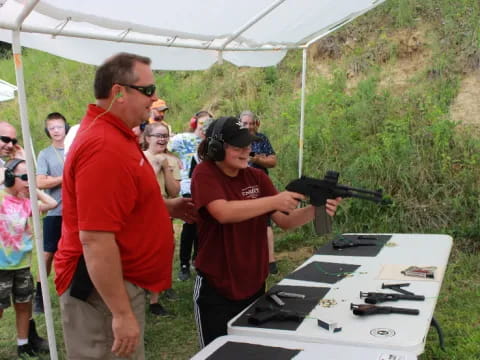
top-left (239, 110), bottom-right (255, 120)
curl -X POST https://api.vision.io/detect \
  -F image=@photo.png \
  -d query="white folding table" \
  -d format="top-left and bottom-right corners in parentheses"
top-left (228, 234), bottom-right (452, 355)
top-left (191, 335), bottom-right (417, 359)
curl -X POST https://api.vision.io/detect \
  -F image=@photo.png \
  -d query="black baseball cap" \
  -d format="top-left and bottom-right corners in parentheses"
top-left (207, 117), bottom-right (260, 147)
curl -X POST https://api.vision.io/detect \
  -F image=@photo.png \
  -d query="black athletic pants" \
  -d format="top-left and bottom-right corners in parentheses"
top-left (193, 273), bottom-right (265, 348)
top-left (179, 193), bottom-right (198, 268)
top-left (179, 222), bottom-right (198, 268)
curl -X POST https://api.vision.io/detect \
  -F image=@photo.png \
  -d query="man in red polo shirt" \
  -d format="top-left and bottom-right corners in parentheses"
top-left (54, 52), bottom-right (196, 359)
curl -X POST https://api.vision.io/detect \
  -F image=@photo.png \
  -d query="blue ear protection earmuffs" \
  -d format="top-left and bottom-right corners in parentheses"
top-left (206, 118), bottom-right (228, 162)
top-left (4, 159), bottom-right (26, 187)
top-left (44, 113), bottom-right (70, 139)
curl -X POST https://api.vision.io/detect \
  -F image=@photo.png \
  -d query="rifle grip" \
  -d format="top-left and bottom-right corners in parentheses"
top-left (314, 206), bottom-right (332, 235)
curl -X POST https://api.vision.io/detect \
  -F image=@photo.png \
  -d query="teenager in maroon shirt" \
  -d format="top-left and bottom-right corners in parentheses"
top-left (191, 117), bottom-right (341, 347)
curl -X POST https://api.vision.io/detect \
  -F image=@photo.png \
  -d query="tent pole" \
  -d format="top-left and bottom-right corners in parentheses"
top-left (30, 142), bottom-right (37, 168)
top-left (11, 30), bottom-right (58, 360)
top-left (298, 47), bottom-right (307, 177)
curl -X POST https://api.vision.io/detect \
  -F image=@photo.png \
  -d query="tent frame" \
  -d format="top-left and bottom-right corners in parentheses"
top-left (4, 1), bottom-right (386, 358)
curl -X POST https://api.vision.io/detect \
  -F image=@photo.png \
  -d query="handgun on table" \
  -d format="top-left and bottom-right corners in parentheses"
top-left (351, 303), bottom-right (419, 316)
top-left (248, 306), bottom-right (304, 325)
top-left (360, 291), bottom-right (425, 304)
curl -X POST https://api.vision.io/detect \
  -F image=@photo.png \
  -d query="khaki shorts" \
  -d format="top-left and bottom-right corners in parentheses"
top-left (0, 268), bottom-right (34, 309)
top-left (60, 281), bottom-right (146, 360)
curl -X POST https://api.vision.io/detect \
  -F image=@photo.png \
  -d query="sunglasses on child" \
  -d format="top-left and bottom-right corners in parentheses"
top-left (119, 84), bottom-right (156, 97)
top-left (0, 136), bottom-right (18, 145)
top-left (148, 134), bottom-right (169, 139)
top-left (15, 174), bottom-right (28, 181)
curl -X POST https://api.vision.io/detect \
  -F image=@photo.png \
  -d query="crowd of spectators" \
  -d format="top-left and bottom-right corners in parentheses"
top-left (0, 52), bottom-right (340, 358)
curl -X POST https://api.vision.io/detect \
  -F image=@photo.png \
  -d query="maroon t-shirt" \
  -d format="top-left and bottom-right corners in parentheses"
top-left (191, 161), bottom-right (277, 300)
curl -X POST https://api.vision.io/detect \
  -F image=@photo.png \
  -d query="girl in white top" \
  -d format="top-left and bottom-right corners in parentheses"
top-left (143, 122), bottom-right (181, 315)
top-left (143, 122), bottom-right (181, 198)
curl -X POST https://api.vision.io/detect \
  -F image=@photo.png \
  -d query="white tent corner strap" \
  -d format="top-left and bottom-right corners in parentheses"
top-left (0, 0), bottom-right (386, 69)
top-left (0, 79), bottom-right (17, 102)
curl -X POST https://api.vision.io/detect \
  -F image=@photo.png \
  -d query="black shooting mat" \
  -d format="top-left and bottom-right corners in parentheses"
top-left (205, 341), bottom-right (302, 360)
top-left (284, 261), bottom-right (360, 284)
top-left (232, 284), bottom-right (330, 331)
top-left (315, 234), bottom-right (392, 257)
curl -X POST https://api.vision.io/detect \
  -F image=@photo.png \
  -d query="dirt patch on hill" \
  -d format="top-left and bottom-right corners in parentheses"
top-left (307, 26), bottom-right (432, 92)
top-left (450, 70), bottom-right (480, 133)
top-left (377, 28), bottom-right (431, 93)
top-left (346, 27), bottom-right (431, 93)
top-left (377, 51), bottom-right (430, 92)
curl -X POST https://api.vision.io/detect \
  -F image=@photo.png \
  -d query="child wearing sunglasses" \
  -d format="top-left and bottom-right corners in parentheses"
top-left (0, 159), bottom-right (57, 357)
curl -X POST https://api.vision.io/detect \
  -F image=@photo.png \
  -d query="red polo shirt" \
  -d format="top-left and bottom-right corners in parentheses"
top-left (55, 104), bottom-right (174, 295)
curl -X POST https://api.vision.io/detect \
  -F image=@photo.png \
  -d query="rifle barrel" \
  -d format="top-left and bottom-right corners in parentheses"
top-left (348, 192), bottom-right (383, 203)
top-left (390, 307), bottom-right (420, 315)
top-left (337, 184), bottom-right (383, 197)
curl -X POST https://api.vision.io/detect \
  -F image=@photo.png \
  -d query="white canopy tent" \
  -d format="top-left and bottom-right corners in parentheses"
top-left (0, 1), bottom-right (386, 358)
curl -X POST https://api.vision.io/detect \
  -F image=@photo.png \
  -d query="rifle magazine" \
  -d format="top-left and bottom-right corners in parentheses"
top-left (314, 206), bottom-right (332, 235)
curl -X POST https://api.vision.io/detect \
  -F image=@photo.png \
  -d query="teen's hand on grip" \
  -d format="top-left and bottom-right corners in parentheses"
top-left (273, 191), bottom-right (305, 214)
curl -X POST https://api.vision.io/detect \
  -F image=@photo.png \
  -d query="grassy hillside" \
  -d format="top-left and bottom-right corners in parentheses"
top-left (0, 0), bottom-right (479, 359)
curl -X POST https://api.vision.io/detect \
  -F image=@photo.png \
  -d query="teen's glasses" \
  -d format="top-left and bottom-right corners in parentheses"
top-left (119, 84), bottom-right (156, 97)
top-left (0, 136), bottom-right (18, 145)
top-left (47, 125), bottom-right (65, 131)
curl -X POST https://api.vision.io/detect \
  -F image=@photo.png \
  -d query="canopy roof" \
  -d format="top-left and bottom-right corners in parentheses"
top-left (0, 0), bottom-right (385, 70)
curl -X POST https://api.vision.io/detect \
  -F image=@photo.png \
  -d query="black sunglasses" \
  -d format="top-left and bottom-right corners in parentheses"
top-left (119, 84), bottom-right (156, 97)
top-left (14, 174), bottom-right (28, 181)
top-left (0, 136), bottom-right (18, 145)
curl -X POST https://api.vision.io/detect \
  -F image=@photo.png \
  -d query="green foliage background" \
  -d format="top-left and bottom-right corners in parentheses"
top-left (0, 0), bottom-right (479, 359)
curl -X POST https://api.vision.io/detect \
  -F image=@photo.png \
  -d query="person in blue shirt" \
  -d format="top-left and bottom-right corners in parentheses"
top-left (240, 111), bottom-right (279, 274)
top-left (170, 111), bottom-right (212, 280)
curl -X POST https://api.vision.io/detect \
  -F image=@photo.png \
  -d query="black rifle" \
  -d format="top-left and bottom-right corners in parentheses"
top-left (351, 303), bottom-right (419, 316)
top-left (286, 171), bottom-right (389, 206)
top-left (248, 306), bottom-right (304, 326)
top-left (360, 291), bottom-right (425, 304)
top-left (286, 171), bottom-right (390, 235)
